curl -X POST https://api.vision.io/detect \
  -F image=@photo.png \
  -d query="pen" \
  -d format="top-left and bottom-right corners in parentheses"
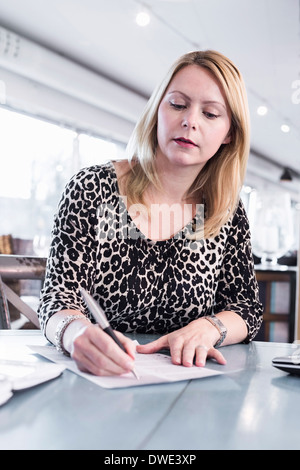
top-left (80, 288), bottom-right (139, 380)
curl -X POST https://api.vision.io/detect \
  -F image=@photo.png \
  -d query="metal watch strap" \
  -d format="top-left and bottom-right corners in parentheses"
top-left (204, 315), bottom-right (227, 347)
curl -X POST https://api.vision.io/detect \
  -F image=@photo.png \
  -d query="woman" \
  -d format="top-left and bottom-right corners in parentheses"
top-left (38, 50), bottom-right (263, 376)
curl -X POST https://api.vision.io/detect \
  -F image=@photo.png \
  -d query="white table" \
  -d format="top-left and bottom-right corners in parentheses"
top-left (0, 330), bottom-right (300, 450)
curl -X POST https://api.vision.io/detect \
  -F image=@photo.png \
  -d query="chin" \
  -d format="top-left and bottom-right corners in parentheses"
top-left (171, 154), bottom-right (205, 169)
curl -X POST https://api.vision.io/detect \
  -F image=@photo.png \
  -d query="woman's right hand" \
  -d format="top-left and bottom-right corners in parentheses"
top-left (70, 324), bottom-right (137, 376)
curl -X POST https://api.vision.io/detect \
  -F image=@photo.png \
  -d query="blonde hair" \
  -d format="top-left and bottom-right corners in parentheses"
top-left (124, 50), bottom-right (250, 239)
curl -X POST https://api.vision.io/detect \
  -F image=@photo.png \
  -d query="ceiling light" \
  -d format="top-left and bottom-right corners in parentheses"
top-left (281, 124), bottom-right (290, 133)
top-left (243, 185), bottom-right (253, 194)
top-left (280, 168), bottom-right (292, 182)
top-left (257, 105), bottom-right (268, 116)
top-left (136, 11), bottom-right (151, 27)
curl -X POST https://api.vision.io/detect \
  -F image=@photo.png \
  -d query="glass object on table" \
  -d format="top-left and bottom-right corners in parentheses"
top-left (248, 190), bottom-right (294, 267)
top-left (33, 235), bottom-right (50, 257)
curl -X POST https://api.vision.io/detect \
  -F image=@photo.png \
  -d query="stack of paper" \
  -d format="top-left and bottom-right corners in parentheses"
top-left (0, 376), bottom-right (13, 406)
top-left (0, 360), bottom-right (66, 406)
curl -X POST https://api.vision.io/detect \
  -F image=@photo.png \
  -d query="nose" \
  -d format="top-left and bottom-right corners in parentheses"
top-left (181, 108), bottom-right (197, 131)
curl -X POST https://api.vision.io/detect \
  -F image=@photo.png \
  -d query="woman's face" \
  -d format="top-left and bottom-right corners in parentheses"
top-left (156, 65), bottom-right (232, 172)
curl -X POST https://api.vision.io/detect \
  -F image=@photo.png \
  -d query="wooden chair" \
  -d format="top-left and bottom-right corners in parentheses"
top-left (0, 255), bottom-right (47, 329)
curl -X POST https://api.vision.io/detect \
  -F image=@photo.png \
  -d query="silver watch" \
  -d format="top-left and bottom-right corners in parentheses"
top-left (204, 315), bottom-right (227, 347)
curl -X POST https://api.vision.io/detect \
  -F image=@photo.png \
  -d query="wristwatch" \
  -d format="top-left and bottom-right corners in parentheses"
top-left (204, 315), bottom-right (227, 347)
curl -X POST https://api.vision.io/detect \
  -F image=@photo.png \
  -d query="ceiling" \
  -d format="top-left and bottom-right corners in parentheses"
top-left (0, 0), bottom-right (299, 190)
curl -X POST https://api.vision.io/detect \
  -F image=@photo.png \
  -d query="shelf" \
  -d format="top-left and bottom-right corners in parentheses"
top-left (255, 267), bottom-right (297, 342)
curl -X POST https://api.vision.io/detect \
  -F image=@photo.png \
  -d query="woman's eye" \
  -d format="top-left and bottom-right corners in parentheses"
top-left (169, 101), bottom-right (186, 110)
top-left (203, 111), bottom-right (219, 119)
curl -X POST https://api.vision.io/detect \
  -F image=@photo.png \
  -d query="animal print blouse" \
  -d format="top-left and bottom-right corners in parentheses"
top-left (38, 161), bottom-right (263, 342)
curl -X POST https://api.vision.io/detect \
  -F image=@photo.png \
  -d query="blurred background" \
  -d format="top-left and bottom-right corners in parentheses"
top-left (0, 0), bottom-right (299, 339)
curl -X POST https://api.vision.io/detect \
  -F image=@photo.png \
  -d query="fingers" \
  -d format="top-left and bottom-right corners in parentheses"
top-left (194, 345), bottom-right (226, 367)
top-left (173, 343), bottom-right (227, 368)
top-left (113, 330), bottom-right (137, 360)
top-left (137, 331), bottom-right (227, 368)
top-left (170, 341), bottom-right (208, 367)
top-left (136, 336), bottom-right (169, 354)
top-left (194, 345), bottom-right (209, 367)
top-left (172, 339), bottom-right (227, 367)
top-left (71, 325), bottom-right (136, 376)
top-left (137, 337), bottom-right (190, 366)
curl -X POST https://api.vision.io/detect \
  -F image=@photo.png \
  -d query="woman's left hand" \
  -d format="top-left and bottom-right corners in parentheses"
top-left (136, 318), bottom-right (227, 367)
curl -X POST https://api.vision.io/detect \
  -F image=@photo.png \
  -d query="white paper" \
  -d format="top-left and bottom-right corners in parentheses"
top-left (0, 377), bottom-right (13, 406)
top-left (0, 360), bottom-right (66, 406)
top-left (30, 344), bottom-right (223, 389)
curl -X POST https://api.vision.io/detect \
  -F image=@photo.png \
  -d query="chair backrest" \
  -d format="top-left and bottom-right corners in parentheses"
top-left (0, 274), bottom-right (10, 328)
top-left (0, 255), bottom-right (47, 329)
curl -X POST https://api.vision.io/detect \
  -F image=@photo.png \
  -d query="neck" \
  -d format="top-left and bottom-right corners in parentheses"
top-left (150, 156), bottom-right (202, 204)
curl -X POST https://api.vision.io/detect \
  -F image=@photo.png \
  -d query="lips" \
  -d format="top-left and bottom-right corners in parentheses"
top-left (174, 137), bottom-right (198, 148)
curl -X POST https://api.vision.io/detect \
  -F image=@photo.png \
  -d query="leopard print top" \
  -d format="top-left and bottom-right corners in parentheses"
top-left (38, 161), bottom-right (263, 341)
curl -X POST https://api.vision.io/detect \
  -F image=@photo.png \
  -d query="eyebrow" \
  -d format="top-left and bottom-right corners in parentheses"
top-left (167, 91), bottom-right (226, 110)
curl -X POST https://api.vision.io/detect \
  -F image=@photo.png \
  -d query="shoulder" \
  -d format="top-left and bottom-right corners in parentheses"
top-left (62, 161), bottom-right (120, 199)
top-left (230, 198), bottom-right (247, 220)
top-left (226, 198), bottom-right (251, 243)
top-left (214, 198), bottom-right (249, 244)
top-left (232, 198), bottom-right (249, 227)
top-left (69, 161), bottom-right (116, 186)
top-left (59, 161), bottom-right (120, 212)
top-left (69, 160), bottom-right (131, 189)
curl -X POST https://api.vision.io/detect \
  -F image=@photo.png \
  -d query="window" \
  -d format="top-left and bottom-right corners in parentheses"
top-left (0, 107), bottom-right (125, 255)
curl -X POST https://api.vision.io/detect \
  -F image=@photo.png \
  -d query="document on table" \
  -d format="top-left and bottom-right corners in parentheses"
top-left (30, 344), bottom-right (223, 389)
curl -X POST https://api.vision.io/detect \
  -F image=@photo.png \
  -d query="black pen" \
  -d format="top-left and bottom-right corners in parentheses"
top-left (80, 288), bottom-right (139, 380)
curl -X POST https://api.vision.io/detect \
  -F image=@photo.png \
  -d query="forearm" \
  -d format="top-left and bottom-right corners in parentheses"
top-left (46, 310), bottom-right (91, 354)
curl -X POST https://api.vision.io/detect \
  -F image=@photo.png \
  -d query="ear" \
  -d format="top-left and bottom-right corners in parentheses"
top-left (222, 132), bottom-right (231, 144)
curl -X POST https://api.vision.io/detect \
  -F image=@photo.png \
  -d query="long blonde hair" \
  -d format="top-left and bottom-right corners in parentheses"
top-left (124, 50), bottom-right (250, 239)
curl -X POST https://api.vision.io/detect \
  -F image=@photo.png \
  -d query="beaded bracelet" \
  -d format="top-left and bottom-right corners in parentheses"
top-left (55, 315), bottom-right (87, 356)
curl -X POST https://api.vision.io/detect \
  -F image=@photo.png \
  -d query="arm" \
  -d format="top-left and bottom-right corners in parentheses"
top-left (137, 200), bottom-right (263, 366)
top-left (37, 168), bottom-right (100, 334)
top-left (38, 167), bottom-right (136, 376)
top-left (213, 199), bottom-right (263, 341)
top-left (45, 308), bottom-right (136, 376)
